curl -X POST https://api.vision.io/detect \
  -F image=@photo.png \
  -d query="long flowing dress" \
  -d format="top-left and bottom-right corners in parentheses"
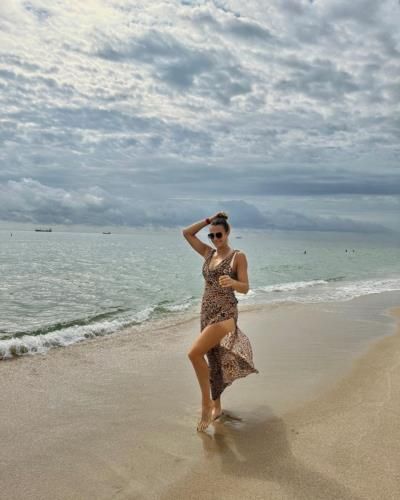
top-left (201, 247), bottom-right (259, 400)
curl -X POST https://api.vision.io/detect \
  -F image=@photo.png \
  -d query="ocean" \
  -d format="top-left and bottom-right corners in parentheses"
top-left (1, 224), bottom-right (400, 359)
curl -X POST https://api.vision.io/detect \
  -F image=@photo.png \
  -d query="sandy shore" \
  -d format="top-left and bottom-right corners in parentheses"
top-left (1, 292), bottom-right (400, 499)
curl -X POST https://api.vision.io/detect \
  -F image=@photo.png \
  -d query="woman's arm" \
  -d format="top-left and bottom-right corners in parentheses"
top-left (182, 218), bottom-right (213, 258)
top-left (232, 252), bottom-right (249, 293)
top-left (220, 252), bottom-right (250, 294)
top-left (182, 213), bottom-right (222, 258)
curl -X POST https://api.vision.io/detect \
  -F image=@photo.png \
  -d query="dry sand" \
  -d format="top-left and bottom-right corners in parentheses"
top-left (1, 292), bottom-right (400, 499)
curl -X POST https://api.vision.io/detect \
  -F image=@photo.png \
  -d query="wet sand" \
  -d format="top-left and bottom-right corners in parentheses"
top-left (1, 292), bottom-right (400, 499)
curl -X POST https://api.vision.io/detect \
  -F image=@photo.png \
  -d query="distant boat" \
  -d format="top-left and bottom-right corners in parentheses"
top-left (35, 228), bottom-right (52, 232)
top-left (102, 231), bottom-right (111, 234)
top-left (235, 235), bottom-right (242, 239)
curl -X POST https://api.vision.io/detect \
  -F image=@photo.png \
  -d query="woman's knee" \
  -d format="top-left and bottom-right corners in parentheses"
top-left (187, 337), bottom-right (210, 360)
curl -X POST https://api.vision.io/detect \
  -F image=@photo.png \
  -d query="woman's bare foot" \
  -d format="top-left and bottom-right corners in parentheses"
top-left (197, 402), bottom-right (213, 431)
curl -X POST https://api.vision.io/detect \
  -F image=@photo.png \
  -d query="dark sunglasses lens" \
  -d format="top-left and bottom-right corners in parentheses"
top-left (208, 232), bottom-right (223, 239)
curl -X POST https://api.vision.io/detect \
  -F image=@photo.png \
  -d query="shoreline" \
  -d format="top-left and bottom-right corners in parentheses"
top-left (0, 280), bottom-right (400, 363)
top-left (1, 291), bottom-right (400, 499)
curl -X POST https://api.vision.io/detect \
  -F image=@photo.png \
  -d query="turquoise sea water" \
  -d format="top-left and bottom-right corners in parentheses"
top-left (1, 224), bottom-right (400, 359)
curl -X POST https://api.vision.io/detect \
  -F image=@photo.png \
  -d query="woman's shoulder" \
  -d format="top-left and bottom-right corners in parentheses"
top-left (234, 250), bottom-right (247, 262)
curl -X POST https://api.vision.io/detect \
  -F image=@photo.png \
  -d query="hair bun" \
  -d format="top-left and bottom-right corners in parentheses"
top-left (217, 212), bottom-right (228, 220)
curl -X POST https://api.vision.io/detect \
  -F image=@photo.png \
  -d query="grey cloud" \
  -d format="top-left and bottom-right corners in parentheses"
top-left (119, 163), bottom-right (400, 197)
top-left (191, 10), bottom-right (219, 27)
top-left (294, 21), bottom-right (338, 45)
top-left (0, 54), bottom-right (43, 72)
top-left (261, 209), bottom-right (390, 233)
top-left (0, 179), bottom-right (144, 226)
top-left (277, 0), bottom-right (310, 16)
top-left (328, 0), bottom-right (383, 26)
top-left (157, 56), bottom-right (213, 89)
top-left (196, 68), bottom-right (252, 104)
top-left (0, 68), bottom-right (61, 90)
top-left (376, 31), bottom-right (400, 59)
top-left (193, 7), bottom-right (281, 45)
top-left (224, 17), bottom-right (274, 41)
top-left (17, 107), bottom-right (151, 132)
top-left (0, 65), bottom-right (75, 113)
top-left (0, 178), bottom-right (391, 233)
top-left (220, 200), bottom-right (268, 227)
top-left (96, 29), bottom-right (253, 101)
top-left (136, 160), bottom-right (398, 198)
top-left (251, 178), bottom-right (400, 196)
top-left (276, 58), bottom-right (360, 100)
top-left (98, 30), bottom-right (187, 63)
top-left (2, 102), bottom-right (214, 158)
top-left (96, 30), bottom-right (214, 89)
top-left (23, 2), bottom-right (51, 22)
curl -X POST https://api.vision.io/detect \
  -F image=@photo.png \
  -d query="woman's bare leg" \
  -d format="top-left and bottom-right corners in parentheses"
top-left (188, 354), bottom-right (213, 430)
top-left (212, 397), bottom-right (222, 419)
top-left (188, 318), bottom-right (234, 431)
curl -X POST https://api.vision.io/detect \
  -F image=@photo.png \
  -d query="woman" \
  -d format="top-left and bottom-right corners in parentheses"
top-left (182, 211), bottom-right (259, 432)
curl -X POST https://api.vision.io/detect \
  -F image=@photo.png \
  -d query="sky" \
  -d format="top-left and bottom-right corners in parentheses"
top-left (0, 0), bottom-right (399, 232)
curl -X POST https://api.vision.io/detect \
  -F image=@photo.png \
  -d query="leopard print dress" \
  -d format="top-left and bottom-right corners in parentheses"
top-left (201, 247), bottom-right (259, 400)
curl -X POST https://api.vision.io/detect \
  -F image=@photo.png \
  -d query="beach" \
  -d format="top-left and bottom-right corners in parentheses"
top-left (1, 291), bottom-right (400, 499)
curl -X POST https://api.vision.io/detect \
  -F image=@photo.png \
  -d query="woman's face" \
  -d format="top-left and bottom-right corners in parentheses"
top-left (209, 224), bottom-right (228, 247)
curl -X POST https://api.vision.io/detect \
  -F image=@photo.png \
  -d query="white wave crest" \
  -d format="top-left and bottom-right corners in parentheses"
top-left (0, 306), bottom-right (156, 360)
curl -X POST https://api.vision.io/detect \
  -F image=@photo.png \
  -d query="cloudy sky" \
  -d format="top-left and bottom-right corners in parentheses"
top-left (0, 0), bottom-right (399, 232)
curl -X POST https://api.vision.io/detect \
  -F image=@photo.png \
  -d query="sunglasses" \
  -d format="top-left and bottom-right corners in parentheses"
top-left (208, 232), bottom-right (223, 240)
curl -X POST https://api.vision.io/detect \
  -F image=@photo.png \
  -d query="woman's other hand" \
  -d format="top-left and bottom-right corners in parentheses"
top-left (219, 274), bottom-right (235, 288)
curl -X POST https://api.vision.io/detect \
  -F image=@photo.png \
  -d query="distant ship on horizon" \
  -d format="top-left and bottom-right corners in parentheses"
top-left (102, 231), bottom-right (111, 234)
top-left (35, 228), bottom-right (52, 232)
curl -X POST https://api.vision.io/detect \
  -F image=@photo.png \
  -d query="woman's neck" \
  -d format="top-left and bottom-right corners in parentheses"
top-left (216, 245), bottom-right (231, 256)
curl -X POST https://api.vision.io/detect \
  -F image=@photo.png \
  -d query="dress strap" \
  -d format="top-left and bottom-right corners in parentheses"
top-left (229, 250), bottom-right (238, 269)
top-left (206, 247), bottom-right (215, 260)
